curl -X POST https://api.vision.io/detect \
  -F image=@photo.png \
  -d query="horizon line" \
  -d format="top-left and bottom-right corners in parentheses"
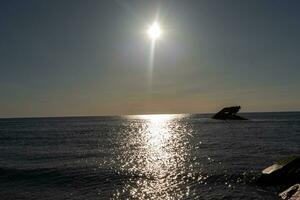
top-left (1, 110), bottom-right (300, 120)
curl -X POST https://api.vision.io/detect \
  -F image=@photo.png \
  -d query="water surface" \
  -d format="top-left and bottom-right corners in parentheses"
top-left (0, 112), bottom-right (299, 199)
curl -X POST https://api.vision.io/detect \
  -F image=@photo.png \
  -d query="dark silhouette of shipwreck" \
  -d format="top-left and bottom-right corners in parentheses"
top-left (212, 106), bottom-right (247, 120)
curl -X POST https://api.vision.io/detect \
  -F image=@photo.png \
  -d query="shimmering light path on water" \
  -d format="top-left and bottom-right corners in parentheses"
top-left (113, 114), bottom-right (194, 199)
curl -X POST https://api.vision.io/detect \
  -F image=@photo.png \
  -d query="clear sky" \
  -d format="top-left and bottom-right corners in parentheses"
top-left (1, 0), bottom-right (300, 117)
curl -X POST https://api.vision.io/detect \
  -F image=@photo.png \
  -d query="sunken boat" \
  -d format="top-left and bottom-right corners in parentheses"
top-left (212, 106), bottom-right (247, 120)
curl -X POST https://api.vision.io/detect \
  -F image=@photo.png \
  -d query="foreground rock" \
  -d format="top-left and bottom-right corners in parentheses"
top-left (279, 184), bottom-right (300, 200)
top-left (258, 156), bottom-right (300, 185)
top-left (212, 106), bottom-right (247, 120)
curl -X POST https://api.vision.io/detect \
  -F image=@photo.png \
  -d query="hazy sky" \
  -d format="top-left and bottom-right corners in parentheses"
top-left (1, 0), bottom-right (300, 117)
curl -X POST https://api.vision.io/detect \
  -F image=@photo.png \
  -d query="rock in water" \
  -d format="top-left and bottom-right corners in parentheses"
top-left (258, 156), bottom-right (300, 185)
top-left (279, 184), bottom-right (300, 200)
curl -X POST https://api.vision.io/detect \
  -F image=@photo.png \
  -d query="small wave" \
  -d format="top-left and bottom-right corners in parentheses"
top-left (0, 166), bottom-right (133, 188)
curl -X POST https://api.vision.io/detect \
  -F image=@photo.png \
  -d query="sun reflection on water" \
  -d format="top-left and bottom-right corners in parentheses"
top-left (113, 114), bottom-right (193, 199)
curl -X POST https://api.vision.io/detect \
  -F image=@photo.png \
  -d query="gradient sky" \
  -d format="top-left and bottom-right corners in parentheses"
top-left (1, 0), bottom-right (300, 117)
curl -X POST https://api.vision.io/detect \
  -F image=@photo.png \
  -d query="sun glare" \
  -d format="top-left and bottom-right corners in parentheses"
top-left (138, 114), bottom-right (175, 121)
top-left (147, 22), bottom-right (162, 41)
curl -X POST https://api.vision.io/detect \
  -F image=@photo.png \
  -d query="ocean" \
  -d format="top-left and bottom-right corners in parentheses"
top-left (0, 112), bottom-right (299, 199)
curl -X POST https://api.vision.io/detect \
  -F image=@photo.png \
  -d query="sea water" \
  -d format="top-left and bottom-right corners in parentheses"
top-left (0, 112), bottom-right (299, 199)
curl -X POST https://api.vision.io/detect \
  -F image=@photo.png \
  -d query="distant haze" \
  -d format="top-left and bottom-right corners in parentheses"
top-left (1, 0), bottom-right (300, 118)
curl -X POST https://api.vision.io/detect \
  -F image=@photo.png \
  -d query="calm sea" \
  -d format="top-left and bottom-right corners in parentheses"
top-left (0, 112), bottom-right (299, 199)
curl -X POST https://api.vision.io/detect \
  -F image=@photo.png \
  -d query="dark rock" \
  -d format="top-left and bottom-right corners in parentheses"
top-left (279, 184), bottom-right (300, 200)
top-left (212, 106), bottom-right (247, 120)
top-left (258, 156), bottom-right (300, 186)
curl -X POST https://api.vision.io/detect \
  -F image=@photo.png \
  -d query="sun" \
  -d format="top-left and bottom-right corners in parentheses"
top-left (147, 22), bottom-right (162, 41)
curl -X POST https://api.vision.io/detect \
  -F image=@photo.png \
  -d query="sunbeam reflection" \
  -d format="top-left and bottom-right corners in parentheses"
top-left (148, 40), bottom-right (156, 87)
top-left (113, 114), bottom-right (194, 199)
